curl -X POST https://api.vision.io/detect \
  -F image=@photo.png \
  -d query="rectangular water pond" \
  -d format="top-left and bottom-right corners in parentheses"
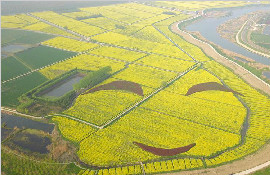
top-left (42, 75), bottom-right (83, 97)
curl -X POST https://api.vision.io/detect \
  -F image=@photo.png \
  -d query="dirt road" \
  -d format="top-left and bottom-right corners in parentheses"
top-left (161, 143), bottom-right (270, 175)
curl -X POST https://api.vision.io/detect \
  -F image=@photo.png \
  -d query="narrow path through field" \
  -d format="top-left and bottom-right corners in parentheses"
top-left (27, 13), bottom-right (84, 40)
top-left (2, 53), bottom-right (80, 84)
top-left (1, 107), bottom-right (42, 119)
top-left (47, 114), bottom-right (102, 129)
top-left (13, 55), bottom-right (34, 70)
top-left (100, 63), bottom-right (198, 129)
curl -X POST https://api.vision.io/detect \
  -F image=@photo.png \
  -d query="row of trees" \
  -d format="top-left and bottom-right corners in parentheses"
top-left (73, 66), bottom-right (111, 91)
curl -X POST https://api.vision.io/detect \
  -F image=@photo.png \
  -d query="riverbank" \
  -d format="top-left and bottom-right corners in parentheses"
top-left (218, 10), bottom-right (270, 57)
top-left (186, 5), bottom-right (270, 66)
top-left (189, 31), bottom-right (270, 84)
top-left (171, 22), bottom-right (270, 95)
top-left (236, 18), bottom-right (270, 59)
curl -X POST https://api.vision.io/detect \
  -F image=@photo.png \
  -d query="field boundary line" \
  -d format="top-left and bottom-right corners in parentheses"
top-left (139, 106), bottom-right (246, 137)
top-left (46, 114), bottom-right (102, 129)
top-left (152, 23), bottom-right (198, 63)
top-left (13, 55), bottom-right (34, 70)
top-left (3, 27), bottom-right (80, 40)
top-left (1, 107), bottom-right (42, 119)
top-left (2, 53), bottom-right (80, 84)
top-left (140, 162), bottom-right (146, 175)
top-left (100, 63), bottom-right (198, 128)
top-left (27, 13), bottom-right (85, 40)
top-left (86, 52), bottom-right (185, 73)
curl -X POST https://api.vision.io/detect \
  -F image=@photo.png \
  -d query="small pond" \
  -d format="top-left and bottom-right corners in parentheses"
top-left (11, 132), bottom-right (51, 154)
top-left (42, 75), bottom-right (83, 97)
top-left (1, 113), bottom-right (54, 133)
top-left (2, 44), bottom-right (30, 53)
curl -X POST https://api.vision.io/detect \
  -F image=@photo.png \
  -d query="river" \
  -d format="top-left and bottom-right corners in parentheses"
top-left (185, 5), bottom-right (270, 66)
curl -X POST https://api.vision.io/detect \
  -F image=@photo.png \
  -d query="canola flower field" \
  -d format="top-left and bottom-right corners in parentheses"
top-left (2, 1), bottom-right (270, 175)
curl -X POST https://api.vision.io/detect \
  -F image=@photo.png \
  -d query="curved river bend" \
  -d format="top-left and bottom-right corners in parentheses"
top-left (185, 5), bottom-right (270, 66)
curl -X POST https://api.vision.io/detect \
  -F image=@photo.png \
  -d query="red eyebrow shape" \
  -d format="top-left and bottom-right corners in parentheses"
top-left (185, 82), bottom-right (243, 96)
top-left (133, 142), bottom-right (196, 156)
top-left (83, 80), bottom-right (144, 96)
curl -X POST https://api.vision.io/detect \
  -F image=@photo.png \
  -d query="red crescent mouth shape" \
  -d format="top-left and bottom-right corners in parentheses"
top-left (133, 142), bottom-right (196, 156)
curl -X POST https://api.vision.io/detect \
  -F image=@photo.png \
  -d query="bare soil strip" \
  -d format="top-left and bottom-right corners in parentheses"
top-left (171, 22), bottom-right (270, 95)
top-left (83, 80), bottom-right (144, 96)
top-left (185, 82), bottom-right (243, 96)
top-left (133, 142), bottom-right (196, 156)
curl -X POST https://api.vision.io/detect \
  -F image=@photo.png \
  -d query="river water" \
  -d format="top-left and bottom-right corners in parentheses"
top-left (185, 5), bottom-right (270, 65)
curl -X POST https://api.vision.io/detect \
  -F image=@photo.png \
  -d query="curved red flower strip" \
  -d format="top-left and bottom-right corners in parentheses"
top-left (185, 82), bottom-right (243, 96)
top-left (83, 80), bottom-right (144, 96)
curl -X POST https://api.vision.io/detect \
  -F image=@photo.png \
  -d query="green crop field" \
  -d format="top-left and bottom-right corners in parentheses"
top-left (1, 56), bottom-right (31, 81)
top-left (257, 43), bottom-right (270, 49)
top-left (15, 45), bottom-right (77, 69)
top-left (2, 72), bottom-right (48, 107)
top-left (251, 166), bottom-right (270, 175)
top-left (251, 32), bottom-right (270, 43)
top-left (1, 148), bottom-right (81, 175)
top-left (2, 29), bottom-right (54, 47)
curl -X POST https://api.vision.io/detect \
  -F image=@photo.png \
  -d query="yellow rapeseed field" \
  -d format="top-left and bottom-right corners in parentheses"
top-left (3, 1), bottom-right (270, 174)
